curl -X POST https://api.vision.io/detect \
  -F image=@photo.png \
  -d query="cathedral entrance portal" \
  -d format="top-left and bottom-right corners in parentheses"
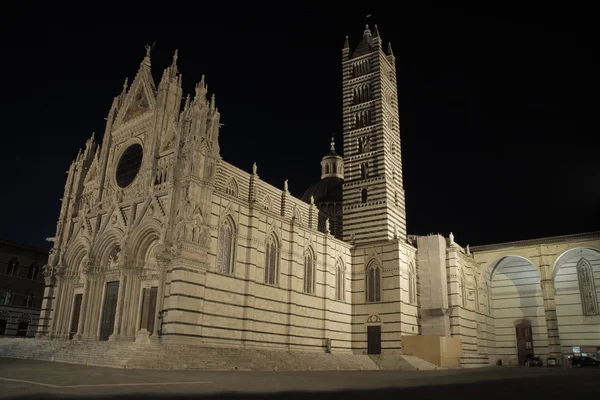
top-left (367, 325), bottom-right (381, 354)
top-left (515, 320), bottom-right (534, 365)
top-left (69, 294), bottom-right (82, 340)
top-left (99, 281), bottom-right (119, 341)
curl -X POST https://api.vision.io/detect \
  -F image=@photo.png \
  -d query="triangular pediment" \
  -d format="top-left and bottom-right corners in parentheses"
top-left (122, 83), bottom-right (152, 122)
top-left (84, 154), bottom-right (99, 184)
top-left (115, 58), bottom-right (156, 126)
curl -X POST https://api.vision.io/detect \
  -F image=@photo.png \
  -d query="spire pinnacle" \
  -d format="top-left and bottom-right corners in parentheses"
top-left (373, 24), bottom-right (380, 38)
top-left (172, 49), bottom-right (178, 66)
top-left (387, 42), bottom-right (394, 57)
top-left (364, 24), bottom-right (371, 36)
top-left (343, 35), bottom-right (349, 49)
top-left (330, 135), bottom-right (336, 151)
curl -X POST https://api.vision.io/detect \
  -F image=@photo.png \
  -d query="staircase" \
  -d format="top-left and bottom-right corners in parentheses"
top-left (401, 355), bottom-right (442, 370)
top-left (460, 353), bottom-right (490, 368)
top-left (0, 338), bottom-right (385, 371)
top-left (368, 353), bottom-right (421, 370)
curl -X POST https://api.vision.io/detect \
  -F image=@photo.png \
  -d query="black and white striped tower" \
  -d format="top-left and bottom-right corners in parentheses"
top-left (341, 24), bottom-right (406, 245)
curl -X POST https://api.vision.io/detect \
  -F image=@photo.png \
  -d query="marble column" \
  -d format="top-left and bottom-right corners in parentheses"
top-left (109, 272), bottom-right (126, 341)
top-left (73, 275), bottom-right (89, 340)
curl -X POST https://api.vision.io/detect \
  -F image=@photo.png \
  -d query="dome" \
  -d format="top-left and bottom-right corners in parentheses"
top-left (300, 176), bottom-right (343, 205)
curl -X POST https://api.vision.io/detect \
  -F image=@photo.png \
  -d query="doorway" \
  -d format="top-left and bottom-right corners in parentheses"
top-left (515, 320), bottom-right (534, 365)
top-left (69, 294), bottom-right (83, 340)
top-left (367, 325), bottom-right (381, 354)
top-left (99, 281), bottom-right (119, 341)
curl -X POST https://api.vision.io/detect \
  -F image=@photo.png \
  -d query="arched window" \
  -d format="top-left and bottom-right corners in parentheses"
top-left (6, 258), bottom-right (18, 276)
top-left (23, 289), bottom-right (33, 308)
top-left (225, 177), bottom-right (238, 197)
top-left (360, 163), bottom-right (368, 179)
top-left (336, 261), bottom-right (345, 301)
top-left (577, 258), bottom-right (599, 316)
top-left (366, 261), bottom-right (381, 303)
top-left (408, 264), bottom-right (417, 304)
top-left (28, 262), bottom-right (39, 280)
top-left (361, 188), bottom-right (368, 203)
top-left (461, 272), bottom-right (468, 308)
top-left (216, 218), bottom-right (235, 274)
top-left (1, 285), bottom-right (13, 306)
top-left (304, 249), bottom-right (315, 294)
top-left (264, 234), bottom-right (279, 285)
top-left (474, 275), bottom-right (481, 312)
top-left (486, 281), bottom-right (492, 315)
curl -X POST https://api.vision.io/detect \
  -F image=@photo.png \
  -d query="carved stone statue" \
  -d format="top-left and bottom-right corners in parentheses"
top-left (466, 245), bottom-right (470, 255)
top-left (284, 180), bottom-right (288, 192)
top-left (449, 232), bottom-right (455, 245)
top-left (252, 162), bottom-right (257, 175)
top-left (325, 218), bottom-right (330, 234)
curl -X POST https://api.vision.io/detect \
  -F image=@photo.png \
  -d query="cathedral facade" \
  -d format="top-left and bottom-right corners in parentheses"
top-left (37, 26), bottom-right (600, 367)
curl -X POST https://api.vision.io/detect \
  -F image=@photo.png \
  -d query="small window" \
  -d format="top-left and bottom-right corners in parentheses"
top-left (361, 188), bottom-right (368, 203)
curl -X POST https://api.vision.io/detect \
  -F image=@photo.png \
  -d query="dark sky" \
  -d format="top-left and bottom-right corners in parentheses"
top-left (1, 4), bottom-right (595, 250)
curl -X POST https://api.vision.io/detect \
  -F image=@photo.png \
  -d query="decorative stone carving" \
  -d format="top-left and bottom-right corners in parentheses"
top-left (577, 258), bottom-right (599, 316)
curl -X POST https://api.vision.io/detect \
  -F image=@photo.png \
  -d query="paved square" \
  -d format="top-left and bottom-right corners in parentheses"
top-left (1, 358), bottom-right (599, 399)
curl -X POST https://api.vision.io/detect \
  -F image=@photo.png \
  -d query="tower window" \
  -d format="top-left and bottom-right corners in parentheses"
top-left (361, 188), bottom-right (368, 203)
top-left (357, 135), bottom-right (370, 154)
top-left (353, 84), bottom-right (372, 104)
top-left (360, 163), bottom-right (369, 179)
top-left (354, 110), bottom-right (372, 129)
top-left (352, 60), bottom-right (371, 78)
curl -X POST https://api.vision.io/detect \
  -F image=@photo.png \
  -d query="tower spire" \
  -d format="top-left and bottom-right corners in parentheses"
top-left (343, 35), bottom-right (349, 49)
top-left (373, 24), bottom-right (380, 38)
top-left (387, 42), bottom-right (394, 57)
top-left (330, 135), bottom-right (336, 152)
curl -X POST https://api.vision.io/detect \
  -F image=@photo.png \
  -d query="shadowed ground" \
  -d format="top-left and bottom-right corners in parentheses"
top-left (0, 358), bottom-right (598, 399)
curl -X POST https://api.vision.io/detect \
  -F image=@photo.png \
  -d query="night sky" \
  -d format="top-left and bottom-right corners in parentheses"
top-left (1, 4), bottom-right (595, 250)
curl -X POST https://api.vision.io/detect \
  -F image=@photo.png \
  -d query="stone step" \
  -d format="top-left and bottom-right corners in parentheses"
top-left (401, 355), bottom-right (442, 370)
top-left (0, 338), bottom-right (381, 371)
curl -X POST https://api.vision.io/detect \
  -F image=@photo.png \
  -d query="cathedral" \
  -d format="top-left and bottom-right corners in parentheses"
top-left (36, 25), bottom-right (600, 368)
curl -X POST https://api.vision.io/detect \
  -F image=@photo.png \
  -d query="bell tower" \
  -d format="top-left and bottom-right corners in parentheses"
top-left (341, 24), bottom-right (406, 244)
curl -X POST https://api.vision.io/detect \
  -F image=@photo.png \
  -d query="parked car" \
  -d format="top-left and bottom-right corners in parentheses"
top-left (546, 356), bottom-right (559, 367)
top-left (571, 356), bottom-right (600, 368)
top-left (525, 356), bottom-right (543, 367)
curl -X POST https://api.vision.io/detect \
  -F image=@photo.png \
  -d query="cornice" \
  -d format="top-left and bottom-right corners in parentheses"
top-left (471, 231), bottom-right (600, 253)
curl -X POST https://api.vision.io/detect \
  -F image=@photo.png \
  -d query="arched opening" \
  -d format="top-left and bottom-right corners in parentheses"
top-left (304, 248), bottom-right (315, 294)
top-left (366, 260), bottom-right (381, 303)
top-left (336, 260), bottom-right (345, 301)
top-left (264, 233), bottom-right (279, 285)
top-left (217, 217), bottom-right (236, 274)
top-left (485, 255), bottom-right (545, 365)
top-left (552, 247), bottom-right (600, 356)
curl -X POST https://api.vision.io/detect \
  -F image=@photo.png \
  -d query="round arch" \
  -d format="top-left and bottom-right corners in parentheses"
top-left (91, 228), bottom-right (124, 268)
top-left (63, 236), bottom-right (91, 274)
top-left (128, 219), bottom-right (163, 267)
top-left (552, 246), bottom-right (600, 280)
